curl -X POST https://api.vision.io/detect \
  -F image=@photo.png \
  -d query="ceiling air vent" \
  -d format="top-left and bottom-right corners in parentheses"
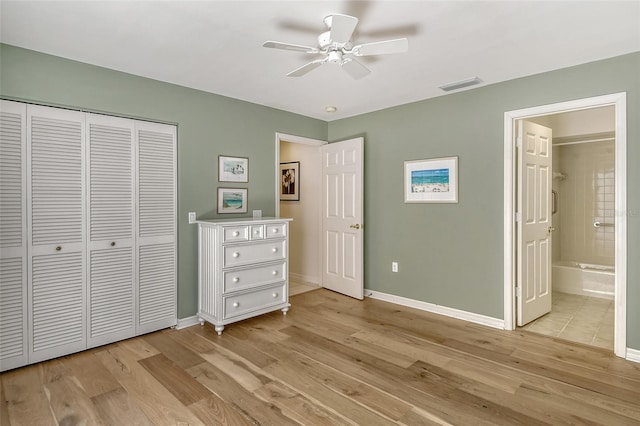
top-left (438, 77), bottom-right (483, 92)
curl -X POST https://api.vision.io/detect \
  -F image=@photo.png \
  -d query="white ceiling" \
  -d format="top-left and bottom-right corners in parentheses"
top-left (1, 1), bottom-right (639, 121)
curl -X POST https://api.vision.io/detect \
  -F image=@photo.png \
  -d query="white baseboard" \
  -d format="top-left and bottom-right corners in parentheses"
top-left (289, 272), bottom-right (320, 286)
top-left (365, 289), bottom-right (504, 330)
top-left (626, 348), bottom-right (640, 363)
top-left (176, 315), bottom-right (200, 330)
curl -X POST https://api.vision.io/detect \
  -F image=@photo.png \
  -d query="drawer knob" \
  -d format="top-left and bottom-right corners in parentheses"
top-left (233, 231), bottom-right (240, 237)
top-left (272, 248), bottom-right (278, 253)
top-left (233, 277), bottom-right (239, 283)
top-left (233, 302), bottom-right (239, 308)
top-left (272, 293), bottom-right (278, 298)
top-left (255, 230), bottom-right (260, 234)
top-left (233, 252), bottom-right (240, 258)
top-left (272, 270), bottom-right (278, 276)
top-left (55, 246), bottom-right (62, 251)
top-left (272, 228), bottom-right (279, 233)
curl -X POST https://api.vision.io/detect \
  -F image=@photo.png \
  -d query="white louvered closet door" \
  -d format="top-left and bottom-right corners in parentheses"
top-left (136, 121), bottom-right (177, 334)
top-left (0, 101), bottom-right (28, 372)
top-left (86, 114), bottom-right (136, 348)
top-left (27, 105), bottom-right (86, 363)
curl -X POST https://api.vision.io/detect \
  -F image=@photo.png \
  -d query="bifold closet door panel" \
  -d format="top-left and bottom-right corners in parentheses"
top-left (86, 114), bottom-right (136, 348)
top-left (27, 105), bottom-right (87, 363)
top-left (136, 121), bottom-right (177, 334)
top-left (0, 100), bottom-right (28, 371)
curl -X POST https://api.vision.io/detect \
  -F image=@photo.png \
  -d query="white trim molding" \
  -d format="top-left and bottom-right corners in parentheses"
top-left (365, 290), bottom-right (504, 330)
top-left (503, 92), bottom-right (627, 358)
top-left (176, 316), bottom-right (200, 330)
top-left (627, 348), bottom-right (640, 364)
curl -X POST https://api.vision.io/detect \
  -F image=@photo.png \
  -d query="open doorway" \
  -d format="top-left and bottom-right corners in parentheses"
top-left (503, 93), bottom-right (627, 358)
top-left (274, 133), bottom-right (325, 296)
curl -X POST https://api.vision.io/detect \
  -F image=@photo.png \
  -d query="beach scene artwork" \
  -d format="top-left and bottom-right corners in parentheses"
top-left (404, 156), bottom-right (458, 203)
top-left (218, 187), bottom-right (247, 213)
top-left (411, 168), bottom-right (450, 193)
top-left (222, 191), bottom-right (244, 209)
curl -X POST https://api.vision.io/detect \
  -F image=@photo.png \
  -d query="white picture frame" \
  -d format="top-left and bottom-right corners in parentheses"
top-left (404, 156), bottom-right (458, 203)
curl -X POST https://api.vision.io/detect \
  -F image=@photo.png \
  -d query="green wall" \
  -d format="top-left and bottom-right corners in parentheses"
top-left (0, 44), bottom-right (328, 319)
top-left (2, 44), bottom-right (638, 351)
top-left (328, 52), bottom-right (640, 350)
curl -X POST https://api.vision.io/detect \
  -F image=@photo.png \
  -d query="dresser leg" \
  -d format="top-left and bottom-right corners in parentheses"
top-left (281, 307), bottom-right (289, 316)
top-left (215, 325), bottom-right (224, 335)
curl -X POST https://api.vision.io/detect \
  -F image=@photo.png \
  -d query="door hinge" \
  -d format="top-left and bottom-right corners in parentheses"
top-left (516, 136), bottom-right (522, 148)
top-left (515, 212), bottom-right (521, 222)
top-left (516, 286), bottom-right (522, 298)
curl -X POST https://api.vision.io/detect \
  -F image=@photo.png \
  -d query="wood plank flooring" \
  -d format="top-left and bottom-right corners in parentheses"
top-left (2, 289), bottom-right (640, 425)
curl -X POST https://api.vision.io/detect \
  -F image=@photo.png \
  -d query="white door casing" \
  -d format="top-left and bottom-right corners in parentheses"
top-left (505, 93), bottom-right (627, 358)
top-left (321, 137), bottom-right (364, 300)
top-left (517, 120), bottom-right (553, 326)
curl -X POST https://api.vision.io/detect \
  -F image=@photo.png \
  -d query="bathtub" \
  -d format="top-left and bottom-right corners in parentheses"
top-left (552, 260), bottom-right (614, 300)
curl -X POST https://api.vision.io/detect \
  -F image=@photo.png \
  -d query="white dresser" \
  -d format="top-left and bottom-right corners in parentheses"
top-left (196, 217), bottom-right (292, 334)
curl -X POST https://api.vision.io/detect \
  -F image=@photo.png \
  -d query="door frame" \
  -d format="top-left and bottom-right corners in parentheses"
top-left (274, 132), bottom-right (327, 286)
top-left (503, 93), bottom-right (627, 358)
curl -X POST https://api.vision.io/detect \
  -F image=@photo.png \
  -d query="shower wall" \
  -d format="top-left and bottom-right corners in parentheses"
top-left (554, 140), bottom-right (615, 266)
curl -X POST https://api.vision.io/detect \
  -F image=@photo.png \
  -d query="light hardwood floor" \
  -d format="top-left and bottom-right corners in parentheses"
top-left (2, 289), bottom-right (640, 425)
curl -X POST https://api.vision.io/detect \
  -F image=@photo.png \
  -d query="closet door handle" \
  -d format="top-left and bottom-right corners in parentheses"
top-left (111, 241), bottom-right (116, 247)
top-left (55, 246), bottom-right (62, 252)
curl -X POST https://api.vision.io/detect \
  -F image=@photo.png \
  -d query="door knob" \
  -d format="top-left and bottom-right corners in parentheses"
top-left (350, 224), bottom-right (361, 229)
top-left (548, 226), bottom-right (556, 233)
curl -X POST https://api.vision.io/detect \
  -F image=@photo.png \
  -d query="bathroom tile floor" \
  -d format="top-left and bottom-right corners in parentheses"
top-left (520, 292), bottom-right (614, 350)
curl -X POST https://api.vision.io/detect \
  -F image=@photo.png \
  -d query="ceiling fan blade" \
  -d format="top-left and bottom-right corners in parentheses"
top-left (341, 58), bottom-right (370, 80)
top-left (263, 41), bottom-right (319, 54)
top-left (327, 14), bottom-right (358, 44)
top-left (351, 38), bottom-right (408, 56)
top-left (286, 59), bottom-right (325, 77)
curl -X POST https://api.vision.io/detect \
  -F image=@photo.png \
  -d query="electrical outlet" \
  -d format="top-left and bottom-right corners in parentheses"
top-left (188, 211), bottom-right (196, 224)
top-left (392, 261), bottom-right (398, 273)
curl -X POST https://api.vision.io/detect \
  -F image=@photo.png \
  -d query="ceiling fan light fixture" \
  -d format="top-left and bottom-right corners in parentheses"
top-left (438, 77), bottom-right (483, 92)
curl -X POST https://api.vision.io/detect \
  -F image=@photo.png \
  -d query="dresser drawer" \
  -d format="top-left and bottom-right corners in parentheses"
top-left (223, 284), bottom-right (287, 319)
top-left (223, 240), bottom-right (286, 267)
top-left (265, 223), bottom-right (287, 239)
top-left (250, 224), bottom-right (264, 240)
top-left (223, 225), bottom-right (249, 242)
top-left (223, 262), bottom-right (286, 293)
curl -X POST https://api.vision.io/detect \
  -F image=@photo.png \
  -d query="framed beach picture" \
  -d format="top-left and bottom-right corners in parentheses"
top-left (219, 155), bottom-right (249, 182)
top-left (404, 156), bottom-right (458, 203)
top-left (280, 161), bottom-right (300, 201)
top-left (217, 187), bottom-right (248, 213)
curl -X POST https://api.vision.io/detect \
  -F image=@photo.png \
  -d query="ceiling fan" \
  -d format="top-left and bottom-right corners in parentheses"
top-left (263, 14), bottom-right (409, 79)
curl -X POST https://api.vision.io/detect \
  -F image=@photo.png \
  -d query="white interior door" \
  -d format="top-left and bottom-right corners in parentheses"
top-left (27, 105), bottom-right (87, 363)
top-left (0, 100), bottom-right (28, 371)
top-left (86, 114), bottom-right (136, 347)
top-left (321, 137), bottom-right (363, 299)
top-left (517, 120), bottom-right (553, 326)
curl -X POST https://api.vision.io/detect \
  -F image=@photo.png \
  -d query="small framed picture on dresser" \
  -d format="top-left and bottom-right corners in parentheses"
top-left (217, 187), bottom-right (248, 213)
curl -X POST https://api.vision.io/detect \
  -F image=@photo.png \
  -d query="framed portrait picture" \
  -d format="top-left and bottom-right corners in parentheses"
top-left (217, 187), bottom-right (248, 213)
top-left (219, 155), bottom-right (248, 183)
top-left (280, 161), bottom-right (300, 201)
top-left (404, 156), bottom-right (458, 203)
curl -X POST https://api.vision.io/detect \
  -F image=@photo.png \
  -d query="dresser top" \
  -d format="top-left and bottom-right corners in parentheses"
top-left (195, 217), bottom-right (292, 226)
